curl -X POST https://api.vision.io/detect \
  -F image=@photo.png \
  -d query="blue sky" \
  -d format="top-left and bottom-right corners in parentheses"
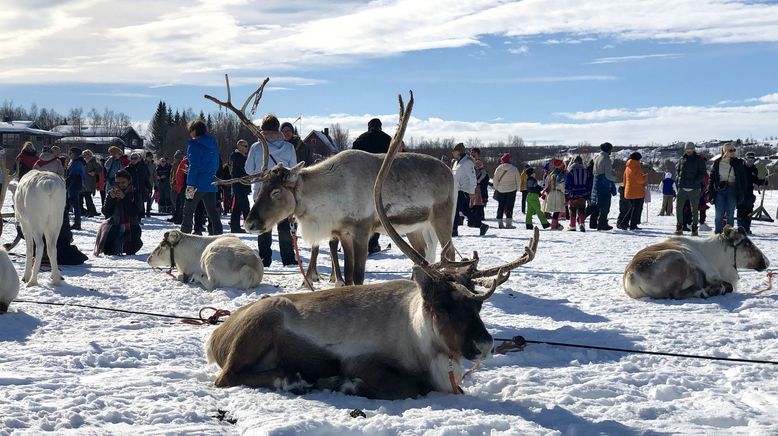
top-left (1, 0), bottom-right (777, 145)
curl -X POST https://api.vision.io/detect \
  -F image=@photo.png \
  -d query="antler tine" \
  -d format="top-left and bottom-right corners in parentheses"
top-left (204, 74), bottom-right (271, 176)
top-left (470, 268), bottom-right (511, 301)
top-left (241, 77), bottom-right (270, 116)
top-left (373, 91), bottom-right (433, 271)
top-left (471, 227), bottom-right (540, 278)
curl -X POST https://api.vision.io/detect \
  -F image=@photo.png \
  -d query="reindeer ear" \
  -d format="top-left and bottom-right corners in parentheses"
top-left (412, 265), bottom-right (436, 302)
top-left (166, 230), bottom-right (183, 244)
top-left (284, 162), bottom-right (304, 185)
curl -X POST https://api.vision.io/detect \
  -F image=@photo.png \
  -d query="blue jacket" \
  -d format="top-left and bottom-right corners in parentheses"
top-left (662, 178), bottom-right (676, 196)
top-left (66, 157), bottom-right (86, 195)
top-left (565, 163), bottom-right (591, 199)
top-left (186, 133), bottom-right (220, 192)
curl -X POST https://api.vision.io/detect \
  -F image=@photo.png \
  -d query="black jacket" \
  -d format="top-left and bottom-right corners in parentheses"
top-left (676, 153), bottom-right (707, 189)
top-left (126, 162), bottom-right (151, 196)
top-left (742, 163), bottom-right (766, 199)
top-left (352, 128), bottom-right (391, 154)
top-left (710, 157), bottom-right (747, 204)
top-left (230, 150), bottom-right (250, 196)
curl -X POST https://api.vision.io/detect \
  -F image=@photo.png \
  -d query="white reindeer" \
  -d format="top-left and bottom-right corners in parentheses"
top-left (14, 170), bottom-right (66, 287)
top-left (0, 248), bottom-right (19, 313)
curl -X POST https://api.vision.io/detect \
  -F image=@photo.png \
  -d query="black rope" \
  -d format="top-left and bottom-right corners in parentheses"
top-left (494, 335), bottom-right (778, 366)
top-left (13, 299), bottom-right (226, 324)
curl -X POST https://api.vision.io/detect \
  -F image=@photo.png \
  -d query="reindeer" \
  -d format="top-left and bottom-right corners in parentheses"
top-left (623, 226), bottom-right (769, 299)
top-left (205, 92), bottom-right (541, 399)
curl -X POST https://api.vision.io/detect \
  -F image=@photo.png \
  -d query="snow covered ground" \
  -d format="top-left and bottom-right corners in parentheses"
top-left (1, 188), bottom-right (777, 435)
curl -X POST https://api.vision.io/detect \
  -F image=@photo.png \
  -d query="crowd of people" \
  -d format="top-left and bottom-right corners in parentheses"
top-left (6, 122), bottom-right (769, 269)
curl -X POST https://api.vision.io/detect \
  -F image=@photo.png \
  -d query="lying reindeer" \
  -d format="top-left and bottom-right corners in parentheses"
top-left (205, 92), bottom-right (540, 399)
top-left (623, 226), bottom-right (769, 299)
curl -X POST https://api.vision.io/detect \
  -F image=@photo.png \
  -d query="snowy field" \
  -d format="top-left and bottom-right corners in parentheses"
top-left (1, 188), bottom-right (777, 435)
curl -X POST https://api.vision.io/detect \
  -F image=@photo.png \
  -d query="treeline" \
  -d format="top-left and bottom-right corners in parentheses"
top-left (1, 100), bottom-right (131, 132)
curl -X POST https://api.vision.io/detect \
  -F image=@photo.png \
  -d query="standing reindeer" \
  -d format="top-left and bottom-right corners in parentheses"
top-left (205, 91), bottom-right (541, 399)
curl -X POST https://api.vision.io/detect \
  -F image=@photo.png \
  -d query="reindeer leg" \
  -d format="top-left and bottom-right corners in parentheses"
top-left (352, 234), bottom-right (369, 286)
top-left (340, 233), bottom-right (356, 286)
top-left (342, 355), bottom-right (433, 400)
top-left (328, 238), bottom-right (344, 286)
top-left (27, 234), bottom-right (45, 287)
top-left (46, 228), bottom-right (63, 286)
top-left (407, 230), bottom-right (428, 261)
top-left (306, 244), bottom-right (321, 283)
top-left (21, 225), bottom-right (33, 283)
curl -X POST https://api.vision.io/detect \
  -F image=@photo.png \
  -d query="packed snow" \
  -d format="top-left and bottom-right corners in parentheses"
top-left (1, 188), bottom-right (776, 435)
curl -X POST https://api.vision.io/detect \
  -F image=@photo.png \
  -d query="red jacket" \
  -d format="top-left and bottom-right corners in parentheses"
top-left (173, 158), bottom-right (189, 193)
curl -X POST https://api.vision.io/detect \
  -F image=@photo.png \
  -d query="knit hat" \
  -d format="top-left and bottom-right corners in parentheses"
top-left (69, 147), bottom-right (82, 156)
top-left (600, 142), bottom-right (613, 153)
top-left (684, 142), bottom-right (696, 150)
top-left (500, 153), bottom-right (511, 164)
top-left (664, 172), bottom-right (672, 179)
top-left (130, 152), bottom-right (141, 160)
top-left (629, 151), bottom-right (641, 160)
top-left (453, 143), bottom-right (466, 153)
top-left (552, 159), bottom-right (565, 169)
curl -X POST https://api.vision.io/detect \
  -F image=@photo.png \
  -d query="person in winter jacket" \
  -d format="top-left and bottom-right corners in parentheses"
top-left (181, 119), bottom-right (223, 236)
top-left (542, 159), bottom-right (566, 230)
top-left (674, 142), bottom-right (707, 235)
top-left (565, 156), bottom-right (591, 232)
top-left (282, 121), bottom-right (312, 167)
top-left (524, 168), bottom-right (549, 230)
top-left (709, 143), bottom-right (747, 234)
top-left (171, 156), bottom-right (189, 224)
top-left (95, 169), bottom-right (143, 256)
top-left (246, 114), bottom-right (297, 267)
top-left (126, 152), bottom-right (151, 221)
top-left (352, 118), bottom-right (391, 154)
top-left (492, 153), bottom-right (521, 228)
top-left (66, 147), bottom-right (87, 230)
top-left (736, 152), bottom-right (766, 234)
top-left (15, 141), bottom-right (38, 181)
top-left (155, 157), bottom-right (173, 214)
top-left (451, 143), bottom-right (488, 236)
top-left (519, 164), bottom-right (530, 214)
top-left (471, 148), bottom-right (490, 210)
top-left (229, 139), bottom-right (251, 233)
top-left (618, 152), bottom-right (646, 230)
top-left (144, 152), bottom-right (156, 216)
top-left (659, 172), bottom-right (676, 216)
top-left (591, 142), bottom-right (618, 230)
top-left (34, 146), bottom-right (65, 177)
top-left (81, 150), bottom-right (100, 217)
top-left (104, 145), bottom-right (125, 192)
top-left (469, 158), bottom-right (487, 223)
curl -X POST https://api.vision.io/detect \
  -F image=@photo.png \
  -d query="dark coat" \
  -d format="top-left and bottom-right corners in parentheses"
top-left (662, 178), bottom-right (676, 196)
top-left (352, 128), bottom-right (391, 154)
top-left (565, 163), bottom-right (591, 199)
top-left (84, 159), bottom-right (101, 192)
top-left (156, 163), bottom-right (172, 184)
top-left (710, 157), bottom-right (747, 204)
top-left (66, 157), bottom-right (87, 196)
top-left (230, 150), bottom-right (250, 196)
top-left (742, 163), bottom-right (765, 200)
top-left (676, 153), bottom-right (707, 190)
top-left (126, 162), bottom-right (151, 196)
top-left (99, 186), bottom-right (143, 255)
top-left (289, 135), bottom-right (314, 167)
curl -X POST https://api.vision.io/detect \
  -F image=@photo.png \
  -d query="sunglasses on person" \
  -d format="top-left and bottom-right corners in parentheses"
top-left (727, 148), bottom-right (737, 153)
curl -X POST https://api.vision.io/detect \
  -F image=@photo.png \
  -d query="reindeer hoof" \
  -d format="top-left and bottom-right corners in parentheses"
top-left (26, 280), bottom-right (39, 288)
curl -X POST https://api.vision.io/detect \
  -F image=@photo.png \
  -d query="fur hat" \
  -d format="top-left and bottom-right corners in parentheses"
top-left (629, 151), bottom-right (642, 160)
top-left (500, 153), bottom-right (511, 164)
top-left (600, 142), bottom-right (613, 153)
top-left (453, 143), bottom-right (466, 153)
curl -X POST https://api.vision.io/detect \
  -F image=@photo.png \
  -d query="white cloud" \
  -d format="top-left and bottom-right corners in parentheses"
top-left (1, 0), bottom-right (777, 84)
top-left (589, 53), bottom-right (683, 64)
top-left (300, 96), bottom-right (778, 146)
top-left (508, 45), bottom-right (529, 55)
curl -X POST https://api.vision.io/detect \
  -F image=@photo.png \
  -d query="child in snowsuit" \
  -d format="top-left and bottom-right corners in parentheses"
top-left (525, 168), bottom-right (550, 230)
top-left (660, 172), bottom-right (676, 216)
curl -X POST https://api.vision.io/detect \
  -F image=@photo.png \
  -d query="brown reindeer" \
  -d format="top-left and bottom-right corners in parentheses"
top-left (205, 92), bottom-right (541, 399)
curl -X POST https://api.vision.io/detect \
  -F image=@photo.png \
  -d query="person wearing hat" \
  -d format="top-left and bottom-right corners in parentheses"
top-left (619, 152), bottom-right (646, 231)
top-left (565, 155), bottom-right (591, 232)
top-left (104, 145), bottom-right (126, 192)
top-left (34, 145), bottom-right (65, 177)
top-left (674, 142), bottom-right (707, 236)
top-left (81, 150), bottom-right (100, 217)
top-left (451, 142), bottom-right (489, 236)
top-left (64, 147), bottom-right (87, 230)
top-left (735, 151), bottom-right (765, 234)
top-left (659, 171), bottom-right (676, 216)
top-left (590, 142), bottom-right (618, 230)
top-left (709, 142), bottom-right (747, 234)
top-left (126, 152), bottom-right (151, 222)
top-left (492, 152), bottom-right (521, 229)
top-left (524, 167), bottom-right (550, 230)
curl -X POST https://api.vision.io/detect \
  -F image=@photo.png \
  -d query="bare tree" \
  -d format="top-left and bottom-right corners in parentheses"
top-left (68, 108), bottom-right (84, 134)
top-left (328, 123), bottom-right (350, 151)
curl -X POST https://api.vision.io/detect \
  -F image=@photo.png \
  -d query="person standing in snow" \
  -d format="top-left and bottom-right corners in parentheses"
top-left (180, 119), bottom-right (223, 236)
top-left (542, 159), bottom-right (566, 230)
top-left (565, 155), bottom-right (591, 232)
top-left (245, 114), bottom-right (297, 267)
top-left (524, 168), bottom-right (549, 230)
top-left (104, 145), bottom-right (125, 193)
top-left (352, 118), bottom-right (392, 253)
top-left (34, 146), bottom-right (65, 177)
top-left (14, 141), bottom-right (38, 181)
top-left (65, 147), bottom-right (87, 230)
top-left (619, 152), bottom-right (646, 231)
top-left (674, 142), bottom-right (707, 236)
top-left (659, 172), bottom-right (676, 216)
top-left (451, 142), bottom-right (489, 236)
top-left (492, 153), bottom-right (521, 229)
top-left (736, 151), bottom-right (766, 234)
top-left (590, 142), bottom-right (618, 230)
top-left (709, 142), bottom-right (746, 234)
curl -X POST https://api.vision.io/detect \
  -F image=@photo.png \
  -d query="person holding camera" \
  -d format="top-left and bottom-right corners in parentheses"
top-left (95, 170), bottom-right (143, 256)
top-left (674, 142), bottom-right (707, 236)
top-left (710, 143), bottom-right (747, 234)
top-left (180, 119), bottom-right (223, 236)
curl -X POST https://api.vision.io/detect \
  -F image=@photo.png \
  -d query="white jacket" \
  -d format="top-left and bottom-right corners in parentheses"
top-left (245, 139), bottom-right (298, 199)
top-left (492, 163), bottom-right (521, 193)
top-left (452, 155), bottom-right (476, 194)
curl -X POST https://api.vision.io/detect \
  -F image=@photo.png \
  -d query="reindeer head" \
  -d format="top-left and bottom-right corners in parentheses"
top-left (722, 226), bottom-right (769, 271)
top-left (244, 162), bottom-right (304, 234)
top-left (374, 91), bottom-right (540, 362)
top-left (147, 230), bottom-right (183, 267)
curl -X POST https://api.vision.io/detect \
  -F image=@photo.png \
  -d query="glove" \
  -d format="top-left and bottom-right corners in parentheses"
top-left (185, 186), bottom-right (196, 200)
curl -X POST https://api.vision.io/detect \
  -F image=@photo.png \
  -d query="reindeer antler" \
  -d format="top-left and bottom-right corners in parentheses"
top-left (471, 227), bottom-right (540, 278)
top-left (205, 74), bottom-right (271, 185)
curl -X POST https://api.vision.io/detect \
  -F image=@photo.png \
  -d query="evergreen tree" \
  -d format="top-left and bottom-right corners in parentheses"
top-left (149, 101), bottom-right (168, 152)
